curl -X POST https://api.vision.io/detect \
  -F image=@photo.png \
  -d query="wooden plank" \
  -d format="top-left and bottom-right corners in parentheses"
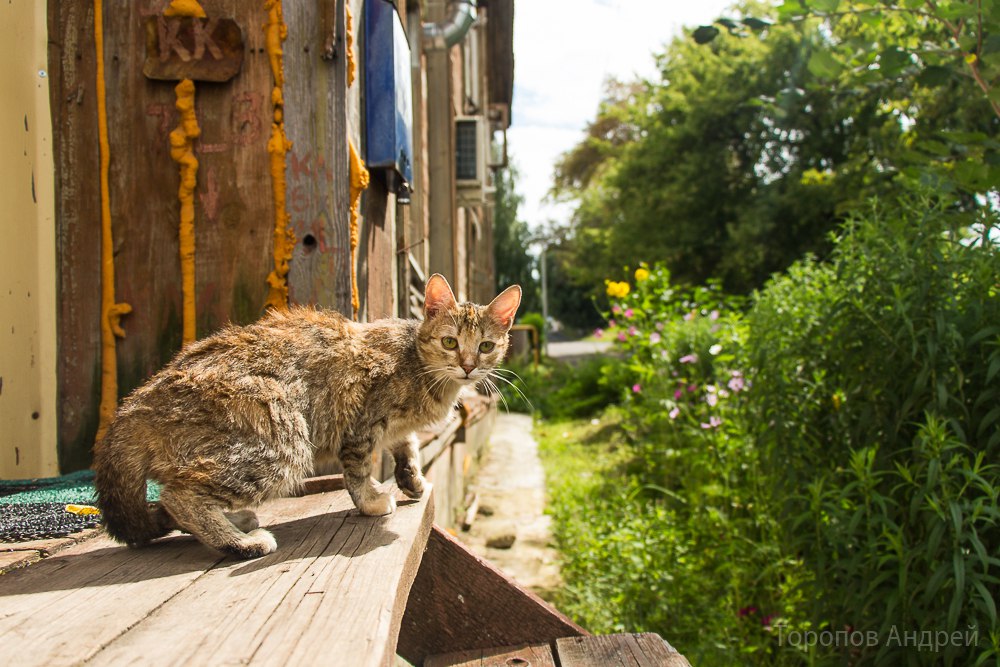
top-left (555, 634), bottom-right (691, 667)
top-left (48, 0), bottom-right (104, 472)
top-left (0, 485), bottom-right (433, 666)
top-left (425, 643), bottom-right (556, 667)
top-left (396, 526), bottom-right (588, 665)
top-left (50, 0), bottom-right (279, 469)
top-left (0, 550), bottom-right (40, 573)
top-left (285, 0), bottom-right (352, 313)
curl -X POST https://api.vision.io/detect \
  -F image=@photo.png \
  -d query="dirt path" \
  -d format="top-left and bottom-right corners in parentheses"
top-left (456, 412), bottom-right (562, 600)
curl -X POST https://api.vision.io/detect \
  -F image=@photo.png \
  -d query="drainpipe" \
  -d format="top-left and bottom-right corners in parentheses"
top-left (422, 0), bottom-right (476, 50)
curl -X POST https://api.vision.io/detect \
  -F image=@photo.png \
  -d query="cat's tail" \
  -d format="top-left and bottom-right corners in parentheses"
top-left (93, 417), bottom-right (171, 547)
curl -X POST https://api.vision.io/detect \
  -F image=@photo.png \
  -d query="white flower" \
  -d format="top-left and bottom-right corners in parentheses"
top-left (709, 344), bottom-right (723, 355)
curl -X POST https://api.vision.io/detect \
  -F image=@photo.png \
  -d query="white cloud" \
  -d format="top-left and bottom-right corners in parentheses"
top-left (509, 0), bottom-right (736, 229)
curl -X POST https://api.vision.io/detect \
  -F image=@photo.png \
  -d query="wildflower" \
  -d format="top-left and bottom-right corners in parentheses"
top-left (700, 416), bottom-right (722, 429)
top-left (669, 407), bottom-right (680, 420)
top-left (706, 393), bottom-right (718, 407)
top-left (832, 390), bottom-right (845, 410)
top-left (612, 304), bottom-right (622, 315)
top-left (709, 344), bottom-right (722, 355)
top-left (728, 372), bottom-right (746, 393)
top-left (624, 308), bottom-right (634, 319)
top-left (634, 267), bottom-right (650, 282)
top-left (737, 607), bottom-right (758, 618)
top-left (687, 384), bottom-right (698, 393)
top-left (649, 332), bottom-right (661, 344)
top-left (679, 353), bottom-right (698, 364)
top-left (709, 310), bottom-right (720, 321)
top-left (673, 389), bottom-right (683, 400)
top-left (617, 332), bottom-right (627, 342)
top-left (605, 280), bottom-right (630, 298)
top-left (655, 321), bottom-right (665, 331)
top-left (683, 310), bottom-right (695, 321)
top-left (632, 384), bottom-right (642, 393)
top-left (628, 326), bottom-right (638, 337)
top-left (608, 319), bottom-right (617, 328)
top-left (593, 328), bottom-right (604, 339)
top-left (762, 614), bottom-right (776, 630)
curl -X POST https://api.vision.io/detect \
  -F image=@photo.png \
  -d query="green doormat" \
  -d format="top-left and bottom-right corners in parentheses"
top-left (0, 471), bottom-right (161, 542)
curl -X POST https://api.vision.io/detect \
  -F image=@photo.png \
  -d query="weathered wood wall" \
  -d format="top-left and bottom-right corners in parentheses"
top-left (48, 0), bottom-right (364, 470)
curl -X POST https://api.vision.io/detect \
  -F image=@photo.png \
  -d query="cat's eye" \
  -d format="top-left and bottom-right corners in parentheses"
top-left (479, 341), bottom-right (496, 353)
top-left (442, 337), bottom-right (459, 350)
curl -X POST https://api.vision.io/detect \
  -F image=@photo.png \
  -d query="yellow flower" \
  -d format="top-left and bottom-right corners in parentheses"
top-left (605, 281), bottom-right (630, 298)
top-left (635, 267), bottom-right (650, 282)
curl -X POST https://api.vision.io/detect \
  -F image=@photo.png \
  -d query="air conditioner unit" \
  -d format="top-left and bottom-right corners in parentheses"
top-left (455, 116), bottom-right (495, 205)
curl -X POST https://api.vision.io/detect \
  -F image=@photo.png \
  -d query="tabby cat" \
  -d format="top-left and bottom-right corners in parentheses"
top-left (94, 274), bottom-right (521, 559)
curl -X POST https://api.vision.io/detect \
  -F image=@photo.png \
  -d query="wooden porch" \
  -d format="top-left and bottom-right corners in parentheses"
top-left (0, 477), bottom-right (690, 666)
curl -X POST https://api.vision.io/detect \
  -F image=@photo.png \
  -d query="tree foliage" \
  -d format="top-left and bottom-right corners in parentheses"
top-left (552, 0), bottom-right (998, 297)
top-left (492, 164), bottom-right (541, 316)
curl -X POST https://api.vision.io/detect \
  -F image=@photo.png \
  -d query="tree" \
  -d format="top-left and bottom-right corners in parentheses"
top-left (552, 0), bottom-right (998, 299)
top-left (492, 164), bottom-right (541, 316)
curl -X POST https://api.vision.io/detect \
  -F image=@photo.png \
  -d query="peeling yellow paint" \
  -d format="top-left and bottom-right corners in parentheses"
top-left (163, 0), bottom-right (206, 18)
top-left (169, 79), bottom-right (200, 345)
top-left (94, 0), bottom-right (132, 442)
top-left (263, 0), bottom-right (295, 312)
top-left (348, 140), bottom-right (369, 321)
top-left (346, 3), bottom-right (357, 87)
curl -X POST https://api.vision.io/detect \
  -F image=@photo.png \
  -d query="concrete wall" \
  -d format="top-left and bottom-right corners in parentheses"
top-left (0, 0), bottom-right (59, 478)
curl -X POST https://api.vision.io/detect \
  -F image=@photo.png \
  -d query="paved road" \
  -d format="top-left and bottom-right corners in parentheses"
top-left (546, 339), bottom-right (614, 360)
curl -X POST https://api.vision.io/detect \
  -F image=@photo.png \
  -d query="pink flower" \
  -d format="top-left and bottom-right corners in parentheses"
top-left (612, 305), bottom-right (622, 314)
top-left (608, 319), bottom-right (617, 328)
top-left (655, 321), bottom-right (665, 331)
top-left (737, 606), bottom-right (758, 618)
top-left (624, 308), bottom-right (634, 319)
top-left (674, 389), bottom-right (683, 400)
top-left (706, 393), bottom-right (718, 407)
top-left (669, 407), bottom-right (680, 420)
top-left (683, 310), bottom-right (696, 321)
top-left (650, 332), bottom-right (661, 344)
top-left (679, 353), bottom-right (698, 364)
top-left (594, 328), bottom-right (604, 339)
top-left (709, 310), bottom-right (720, 321)
top-left (728, 372), bottom-right (746, 393)
top-left (700, 416), bottom-right (722, 429)
top-left (687, 384), bottom-right (698, 393)
top-left (632, 384), bottom-right (642, 393)
top-left (617, 332), bottom-right (627, 342)
top-left (628, 326), bottom-right (638, 337)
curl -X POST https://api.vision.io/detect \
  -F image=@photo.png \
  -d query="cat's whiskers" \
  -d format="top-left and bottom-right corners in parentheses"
top-left (479, 377), bottom-right (511, 413)
top-left (488, 371), bottom-right (534, 412)
top-left (492, 367), bottom-right (527, 385)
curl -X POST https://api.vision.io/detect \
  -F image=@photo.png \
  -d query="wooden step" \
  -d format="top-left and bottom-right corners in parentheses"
top-left (425, 633), bottom-right (692, 667)
top-left (0, 482), bottom-right (433, 666)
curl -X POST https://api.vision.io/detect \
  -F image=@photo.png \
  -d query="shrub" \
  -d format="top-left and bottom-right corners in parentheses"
top-left (546, 197), bottom-right (1000, 665)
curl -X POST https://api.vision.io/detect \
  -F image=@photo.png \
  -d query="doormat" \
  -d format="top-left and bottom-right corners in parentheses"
top-left (0, 471), bottom-right (160, 542)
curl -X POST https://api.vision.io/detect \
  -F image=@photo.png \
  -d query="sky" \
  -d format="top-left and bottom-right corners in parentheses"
top-left (507, 0), bottom-right (735, 231)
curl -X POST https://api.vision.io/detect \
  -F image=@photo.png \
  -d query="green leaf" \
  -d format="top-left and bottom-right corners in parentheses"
top-left (742, 17), bottom-right (771, 31)
top-left (878, 47), bottom-right (911, 77)
top-left (973, 579), bottom-right (998, 625)
top-left (808, 49), bottom-right (844, 79)
top-left (811, 0), bottom-right (842, 11)
top-left (692, 25), bottom-right (720, 44)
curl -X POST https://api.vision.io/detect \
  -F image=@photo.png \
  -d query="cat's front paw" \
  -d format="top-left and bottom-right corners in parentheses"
top-left (397, 472), bottom-right (426, 499)
top-left (358, 491), bottom-right (397, 516)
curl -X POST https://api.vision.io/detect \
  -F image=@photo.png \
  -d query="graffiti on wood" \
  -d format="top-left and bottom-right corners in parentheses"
top-left (143, 16), bottom-right (244, 82)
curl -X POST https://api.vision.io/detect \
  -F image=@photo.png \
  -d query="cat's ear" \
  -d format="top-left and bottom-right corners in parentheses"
top-left (424, 273), bottom-right (458, 319)
top-left (486, 284), bottom-right (522, 331)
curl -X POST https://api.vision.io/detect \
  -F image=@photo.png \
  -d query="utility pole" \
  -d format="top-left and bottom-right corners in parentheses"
top-left (539, 245), bottom-right (548, 358)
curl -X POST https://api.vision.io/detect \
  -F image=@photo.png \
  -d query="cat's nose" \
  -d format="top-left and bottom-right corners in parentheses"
top-left (461, 364), bottom-right (476, 376)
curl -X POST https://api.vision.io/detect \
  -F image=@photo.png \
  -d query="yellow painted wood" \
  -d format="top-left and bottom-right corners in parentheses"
top-left (0, 0), bottom-right (59, 478)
